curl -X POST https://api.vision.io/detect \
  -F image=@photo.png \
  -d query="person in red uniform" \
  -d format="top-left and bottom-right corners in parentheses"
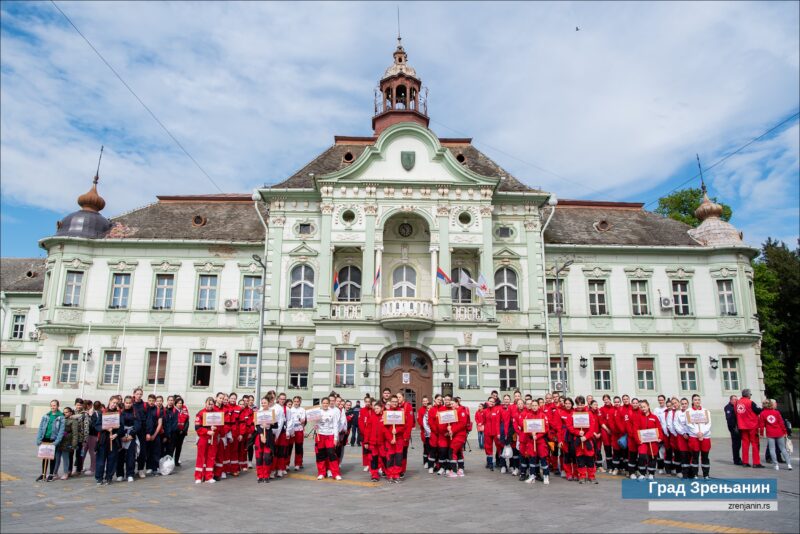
top-left (482, 397), bottom-right (500, 471)
top-left (565, 396), bottom-right (598, 484)
top-left (431, 396), bottom-right (454, 475)
top-left (427, 394), bottom-right (444, 473)
top-left (274, 393), bottom-right (291, 475)
top-left (598, 394), bottom-right (615, 473)
top-left (225, 393), bottom-right (242, 476)
top-left (194, 397), bottom-right (220, 483)
top-left (634, 399), bottom-right (663, 480)
top-left (358, 396), bottom-right (373, 472)
top-left (382, 396), bottom-right (406, 482)
top-left (364, 402), bottom-right (385, 482)
top-left (589, 400), bottom-right (603, 477)
top-left (514, 399), bottom-right (532, 481)
top-left (759, 400), bottom-right (792, 471)
top-left (544, 394), bottom-right (561, 475)
top-left (416, 396), bottom-right (431, 470)
top-left (396, 391), bottom-right (415, 477)
top-left (496, 395), bottom-right (514, 474)
top-left (239, 396), bottom-right (253, 473)
top-left (558, 398), bottom-right (575, 480)
top-left (736, 389), bottom-right (763, 468)
top-left (254, 393), bottom-right (278, 483)
top-left (447, 399), bottom-right (469, 477)
top-left (211, 392), bottom-right (229, 480)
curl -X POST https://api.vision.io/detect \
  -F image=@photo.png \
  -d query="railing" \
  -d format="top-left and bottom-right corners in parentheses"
top-left (380, 298), bottom-right (433, 320)
top-left (452, 304), bottom-right (482, 321)
top-left (331, 303), bottom-right (363, 320)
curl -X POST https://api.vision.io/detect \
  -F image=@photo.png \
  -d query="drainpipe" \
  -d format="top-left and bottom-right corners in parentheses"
top-left (253, 193), bottom-right (270, 401)
top-left (540, 196), bottom-right (557, 377)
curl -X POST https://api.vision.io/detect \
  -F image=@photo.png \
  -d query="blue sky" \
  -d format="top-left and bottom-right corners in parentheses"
top-left (1, 1), bottom-right (798, 258)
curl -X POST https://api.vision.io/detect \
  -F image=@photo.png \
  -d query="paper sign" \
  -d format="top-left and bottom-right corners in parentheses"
top-left (524, 419), bottom-right (545, 434)
top-left (572, 412), bottom-right (591, 429)
top-left (37, 443), bottom-right (56, 460)
top-left (383, 410), bottom-right (405, 425)
top-left (305, 406), bottom-right (323, 424)
top-left (101, 412), bottom-right (120, 430)
top-left (203, 411), bottom-right (224, 427)
top-left (436, 410), bottom-right (458, 425)
top-left (689, 410), bottom-right (709, 424)
top-left (40, 376), bottom-right (51, 387)
top-left (255, 409), bottom-right (275, 426)
top-left (402, 372), bottom-right (411, 384)
top-left (638, 428), bottom-right (659, 443)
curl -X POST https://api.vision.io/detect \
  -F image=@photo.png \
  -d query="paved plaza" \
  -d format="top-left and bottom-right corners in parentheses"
top-left (1, 427), bottom-right (798, 533)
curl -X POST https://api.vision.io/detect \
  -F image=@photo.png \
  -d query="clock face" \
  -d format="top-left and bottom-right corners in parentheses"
top-left (398, 223), bottom-right (413, 237)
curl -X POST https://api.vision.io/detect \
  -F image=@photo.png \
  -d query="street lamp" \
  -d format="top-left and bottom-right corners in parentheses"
top-left (554, 259), bottom-right (574, 392)
top-left (709, 356), bottom-right (719, 370)
top-left (362, 353), bottom-right (370, 378)
top-left (252, 254), bottom-right (267, 401)
top-left (579, 356), bottom-right (588, 369)
top-left (443, 353), bottom-right (451, 379)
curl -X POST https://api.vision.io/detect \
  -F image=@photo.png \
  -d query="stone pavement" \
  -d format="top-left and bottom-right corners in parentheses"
top-left (1, 427), bottom-right (798, 533)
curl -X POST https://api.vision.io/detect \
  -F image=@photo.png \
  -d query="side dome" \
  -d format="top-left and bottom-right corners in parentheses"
top-left (56, 174), bottom-right (112, 238)
top-left (687, 189), bottom-right (742, 246)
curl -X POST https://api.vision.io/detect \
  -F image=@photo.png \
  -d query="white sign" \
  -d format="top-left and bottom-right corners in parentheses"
top-left (402, 372), bottom-right (411, 384)
top-left (305, 406), bottom-right (323, 424)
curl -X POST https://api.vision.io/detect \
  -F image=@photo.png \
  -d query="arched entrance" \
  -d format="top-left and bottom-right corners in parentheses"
top-left (380, 348), bottom-right (433, 411)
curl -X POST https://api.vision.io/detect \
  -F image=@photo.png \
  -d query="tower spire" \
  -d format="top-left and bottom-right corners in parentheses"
top-left (77, 146), bottom-right (107, 213)
top-left (696, 153), bottom-right (705, 194)
top-left (94, 145), bottom-right (104, 185)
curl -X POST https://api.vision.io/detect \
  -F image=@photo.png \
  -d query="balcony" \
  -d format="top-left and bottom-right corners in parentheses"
top-left (331, 303), bottom-right (363, 320)
top-left (379, 298), bottom-right (434, 330)
top-left (452, 304), bottom-right (482, 321)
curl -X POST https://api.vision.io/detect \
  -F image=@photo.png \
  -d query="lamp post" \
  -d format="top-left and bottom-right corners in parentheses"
top-left (554, 260), bottom-right (574, 393)
top-left (252, 254), bottom-right (267, 401)
top-left (362, 353), bottom-right (370, 378)
top-left (443, 353), bottom-right (451, 379)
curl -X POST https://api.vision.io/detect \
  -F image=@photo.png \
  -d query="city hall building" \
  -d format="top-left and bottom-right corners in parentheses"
top-left (1, 40), bottom-right (762, 434)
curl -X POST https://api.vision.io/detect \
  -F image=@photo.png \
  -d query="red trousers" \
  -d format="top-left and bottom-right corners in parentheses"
top-left (226, 435), bottom-right (241, 474)
top-left (367, 443), bottom-right (384, 479)
top-left (574, 439), bottom-right (595, 480)
top-left (740, 429), bottom-right (760, 465)
top-left (275, 432), bottom-right (290, 471)
top-left (254, 436), bottom-right (273, 479)
top-left (215, 440), bottom-right (228, 478)
top-left (291, 431), bottom-right (304, 468)
top-left (688, 437), bottom-right (712, 453)
top-left (483, 435), bottom-right (501, 456)
top-left (195, 435), bottom-right (217, 481)
top-left (238, 435), bottom-right (249, 470)
top-left (384, 440), bottom-right (404, 479)
top-left (315, 434), bottom-right (340, 478)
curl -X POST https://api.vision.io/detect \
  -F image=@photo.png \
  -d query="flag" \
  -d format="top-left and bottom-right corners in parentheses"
top-left (333, 271), bottom-right (340, 298)
top-left (476, 273), bottom-right (490, 298)
top-left (372, 266), bottom-right (381, 291)
top-left (436, 267), bottom-right (452, 285)
top-left (459, 270), bottom-right (479, 290)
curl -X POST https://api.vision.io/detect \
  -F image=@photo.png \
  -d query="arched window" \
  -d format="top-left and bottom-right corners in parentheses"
top-left (384, 87), bottom-right (393, 111)
top-left (337, 265), bottom-right (361, 302)
top-left (289, 265), bottom-right (314, 308)
top-left (396, 85), bottom-right (407, 110)
top-left (392, 265), bottom-right (416, 298)
top-left (451, 267), bottom-right (473, 303)
top-left (410, 87), bottom-right (417, 110)
top-left (495, 267), bottom-right (518, 311)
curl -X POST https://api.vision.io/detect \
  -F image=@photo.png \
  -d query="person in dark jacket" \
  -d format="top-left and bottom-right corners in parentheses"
top-left (119, 396), bottom-right (141, 481)
top-left (132, 387), bottom-right (148, 477)
top-left (174, 397), bottom-right (190, 467)
top-left (162, 395), bottom-right (180, 458)
top-left (36, 400), bottom-right (65, 481)
top-left (95, 398), bottom-right (121, 485)
top-left (724, 395), bottom-right (741, 465)
top-left (144, 394), bottom-right (164, 474)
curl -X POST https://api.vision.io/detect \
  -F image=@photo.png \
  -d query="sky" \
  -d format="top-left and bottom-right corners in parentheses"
top-left (1, 1), bottom-right (798, 258)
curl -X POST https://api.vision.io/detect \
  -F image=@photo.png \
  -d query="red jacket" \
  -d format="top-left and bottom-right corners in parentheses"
top-left (484, 405), bottom-right (500, 437)
top-left (359, 406), bottom-right (372, 435)
top-left (475, 409), bottom-right (485, 432)
top-left (382, 409), bottom-right (406, 444)
top-left (514, 408), bottom-right (531, 445)
top-left (599, 404), bottom-right (616, 435)
top-left (225, 403), bottom-right (242, 438)
top-left (177, 406), bottom-right (190, 432)
top-left (399, 401), bottom-right (414, 441)
top-left (363, 410), bottom-right (384, 447)
top-left (195, 407), bottom-right (222, 442)
top-left (546, 403), bottom-right (561, 439)
top-left (463, 406), bottom-right (472, 433)
top-left (589, 408), bottom-right (602, 440)
top-left (497, 404), bottom-right (513, 443)
top-left (239, 406), bottom-right (253, 437)
top-left (416, 406), bottom-right (428, 439)
top-left (634, 411), bottom-right (663, 453)
top-left (449, 406), bottom-right (469, 440)
top-left (736, 399), bottom-right (760, 430)
top-left (558, 407), bottom-right (573, 441)
top-left (565, 408), bottom-right (593, 438)
top-left (428, 404), bottom-right (442, 438)
top-left (525, 408), bottom-right (549, 441)
top-left (759, 409), bottom-right (788, 438)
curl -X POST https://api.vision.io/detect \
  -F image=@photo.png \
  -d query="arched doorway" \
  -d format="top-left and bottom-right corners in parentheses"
top-left (380, 348), bottom-right (433, 411)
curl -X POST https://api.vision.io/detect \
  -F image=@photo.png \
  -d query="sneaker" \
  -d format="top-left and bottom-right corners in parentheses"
top-left (207, 478), bottom-right (216, 484)
top-left (647, 474), bottom-right (654, 480)
top-left (703, 476), bottom-right (710, 480)
top-left (327, 470), bottom-right (332, 478)
top-left (96, 481), bottom-right (103, 486)
top-left (257, 478), bottom-right (263, 484)
top-left (775, 464), bottom-right (780, 471)
top-left (83, 469), bottom-right (92, 475)
top-left (127, 477), bottom-right (134, 483)
top-left (146, 469), bottom-right (153, 475)
top-left (637, 474), bottom-right (646, 480)
top-left (269, 472), bottom-right (275, 479)
top-left (579, 479), bottom-right (584, 484)
top-left (560, 471), bottom-right (566, 478)
top-left (592, 478), bottom-right (599, 484)
top-left (195, 479), bottom-right (202, 484)
top-left (47, 475), bottom-right (54, 482)
top-left (138, 470), bottom-right (146, 479)
top-left (221, 472), bottom-right (227, 479)
top-left (399, 473), bottom-right (405, 479)
top-left (500, 467), bottom-right (507, 474)
top-left (457, 469), bottom-right (465, 477)
top-left (512, 468), bottom-right (519, 476)
top-left (630, 473), bottom-right (637, 480)
top-left (787, 464), bottom-right (793, 470)
top-left (116, 476), bottom-right (123, 482)
top-left (741, 463), bottom-right (751, 468)
top-left (59, 475), bottom-right (68, 480)
top-left (371, 477), bottom-right (379, 482)
top-left (294, 466), bottom-right (300, 472)
top-left (543, 476), bottom-right (550, 485)
top-left (437, 468), bottom-right (445, 476)
top-left (334, 475), bottom-right (342, 481)
top-left (36, 475), bottom-right (45, 482)
top-left (317, 475), bottom-right (324, 480)
top-left (428, 467), bottom-right (434, 474)
top-left (753, 464), bottom-right (765, 469)
top-left (525, 476), bottom-right (535, 484)
top-left (519, 473), bottom-right (527, 482)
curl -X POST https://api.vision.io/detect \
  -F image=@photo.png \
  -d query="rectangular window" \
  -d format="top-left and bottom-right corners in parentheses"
top-left (717, 280), bottom-right (736, 315)
top-left (499, 355), bottom-right (517, 390)
top-left (192, 352), bottom-right (212, 388)
top-left (458, 350), bottom-right (479, 389)
top-left (62, 271), bottom-right (83, 307)
top-left (588, 280), bottom-right (607, 316)
top-left (59, 350), bottom-right (80, 384)
top-left (289, 352), bottom-right (309, 389)
top-left (153, 274), bottom-right (175, 310)
top-left (630, 280), bottom-right (649, 316)
top-left (593, 358), bottom-right (612, 390)
top-left (722, 358), bottom-right (740, 391)
top-left (109, 273), bottom-right (131, 309)
top-left (672, 281), bottom-right (690, 315)
top-left (546, 279), bottom-right (564, 315)
top-left (679, 358), bottom-right (698, 391)
top-left (4, 368), bottom-right (19, 391)
top-left (242, 275), bottom-right (261, 312)
top-left (197, 275), bottom-right (218, 310)
top-left (334, 348), bottom-right (355, 387)
top-left (636, 358), bottom-right (656, 391)
top-left (298, 223), bottom-right (312, 235)
top-left (549, 357), bottom-right (568, 391)
top-left (497, 226), bottom-right (512, 238)
top-left (238, 353), bottom-right (257, 388)
top-left (147, 351), bottom-right (168, 386)
top-left (11, 314), bottom-right (26, 339)
top-left (101, 350), bottom-right (122, 386)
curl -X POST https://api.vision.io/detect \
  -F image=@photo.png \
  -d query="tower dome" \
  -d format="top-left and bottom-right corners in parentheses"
top-left (688, 187), bottom-right (743, 246)
top-left (56, 172), bottom-right (112, 239)
top-left (372, 37), bottom-right (429, 135)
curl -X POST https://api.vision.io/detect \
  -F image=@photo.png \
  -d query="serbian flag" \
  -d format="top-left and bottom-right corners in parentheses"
top-left (333, 271), bottom-right (340, 298)
top-left (436, 267), bottom-right (452, 285)
top-left (372, 266), bottom-right (381, 291)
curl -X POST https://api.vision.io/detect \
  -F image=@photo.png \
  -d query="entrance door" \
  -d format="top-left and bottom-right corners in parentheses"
top-left (380, 348), bottom-right (432, 411)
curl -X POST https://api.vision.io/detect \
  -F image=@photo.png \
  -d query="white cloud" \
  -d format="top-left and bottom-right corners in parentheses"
top-left (0, 0), bottom-right (798, 249)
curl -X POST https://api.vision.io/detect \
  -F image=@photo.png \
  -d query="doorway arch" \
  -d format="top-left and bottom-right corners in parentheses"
top-left (380, 347), bottom-right (433, 411)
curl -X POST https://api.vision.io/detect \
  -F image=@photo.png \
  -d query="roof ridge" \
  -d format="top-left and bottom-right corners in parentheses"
top-left (269, 143), bottom-right (338, 188)
top-left (110, 200), bottom-right (159, 221)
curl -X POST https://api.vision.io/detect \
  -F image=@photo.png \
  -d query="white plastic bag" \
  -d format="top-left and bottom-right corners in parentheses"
top-left (159, 454), bottom-right (175, 476)
top-left (786, 437), bottom-right (794, 454)
top-left (501, 445), bottom-right (513, 459)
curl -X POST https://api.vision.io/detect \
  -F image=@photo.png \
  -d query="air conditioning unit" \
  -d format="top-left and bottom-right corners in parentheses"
top-left (19, 384), bottom-right (30, 392)
top-left (552, 381), bottom-right (565, 392)
top-left (224, 298), bottom-right (240, 311)
top-left (660, 297), bottom-right (673, 310)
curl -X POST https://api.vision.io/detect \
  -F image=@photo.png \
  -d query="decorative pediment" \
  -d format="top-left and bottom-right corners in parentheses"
top-left (288, 243), bottom-right (319, 257)
top-left (624, 266), bottom-right (654, 279)
top-left (63, 257), bottom-right (92, 270)
top-left (193, 260), bottom-right (225, 273)
top-left (493, 247), bottom-right (521, 260)
top-left (238, 261), bottom-right (263, 274)
top-left (582, 265), bottom-right (612, 278)
top-left (106, 259), bottom-right (139, 272)
top-left (151, 260), bottom-right (181, 272)
top-left (709, 266), bottom-right (738, 278)
top-left (665, 266), bottom-right (695, 279)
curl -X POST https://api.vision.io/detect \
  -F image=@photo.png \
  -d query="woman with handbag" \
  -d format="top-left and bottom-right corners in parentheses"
top-left (35, 400), bottom-right (65, 481)
top-left (173, 397), bottom-right (190, 467)
top-left (759, 399), bottom-right (792, 471)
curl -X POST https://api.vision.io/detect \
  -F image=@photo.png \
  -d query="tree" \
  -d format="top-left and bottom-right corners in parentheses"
top-left (654, 187), bottom-right (733, 227)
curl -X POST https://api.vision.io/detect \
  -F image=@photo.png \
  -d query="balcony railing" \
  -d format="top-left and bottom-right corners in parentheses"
top-left (452, 304), bottom-right (482, 321)
top-left (331, 303), bottom-right (363, 320)
top-left (380, 298), bottom-right (433, 320)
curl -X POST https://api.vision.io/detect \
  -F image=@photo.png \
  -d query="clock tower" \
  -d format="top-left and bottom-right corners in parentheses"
top-left (372, 37), bottom-right (430, 135)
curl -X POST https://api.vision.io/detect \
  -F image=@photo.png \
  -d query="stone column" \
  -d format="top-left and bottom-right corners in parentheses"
top-left (318, 203), bottom-right (333, 317)
top-left (430, 246), bottom-right (439, 304)
top-left (362, 205), bottom-right (377, 303)
top-left (267, 215), bottom-right (286, 322)
top-left (479, 205), bottom-right (495, 319)
top-left (375, 246), bottom-right (383, 302)
top-left (436, 205), bottom-right (451, 308)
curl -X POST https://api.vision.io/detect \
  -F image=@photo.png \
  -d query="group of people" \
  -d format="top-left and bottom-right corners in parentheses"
top-left (724, 389), bottom-right (793, 471)
top-left (35, 388), bottom-right (190, 484)
top-left (35, 385), bottom-right (792, 488)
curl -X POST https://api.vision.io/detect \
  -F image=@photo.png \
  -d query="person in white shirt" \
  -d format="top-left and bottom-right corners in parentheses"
top-left (288, 396), bottom-right (306, 471)
top-left (685, 394), bottom-right (712, 480)
top-left (673, 398), bottom-right (692, 479)
top-left (653, 394), bottom-right (669, 474)
top-left (314, 398), bottom-right (342, 480)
